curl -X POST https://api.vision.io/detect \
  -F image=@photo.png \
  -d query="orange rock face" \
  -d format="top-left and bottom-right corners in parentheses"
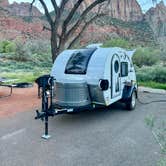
top-left (145, 1), bottom-right (166, 37)
top-left (66, 0), bottom-right (143, 21)
top-left (0, 0), bottom-right (48, 41)
top-left (8, 2), bottom-right (42, 17)
top-left (108, 0), bottom-right (143, 21)
top-left (0, 0), bottom-right (9, 7)
top-left (0, 0), bottom-right (165, 45)
top-left (0, 16), bottom-right (49, 40)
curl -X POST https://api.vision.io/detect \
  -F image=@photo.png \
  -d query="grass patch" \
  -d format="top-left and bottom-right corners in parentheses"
top-left (0, 60), bottom-right (51, 83)
top-left (0, 54), bottom-right (52, 83)
top-left (157, 158), bottom-right (166, 166)
top-left (145, 116), bottom-right (166, 166)
top-left (1, 71), bottom-right (50, 83)
top-left (138, 81), bottom-right (166, 90)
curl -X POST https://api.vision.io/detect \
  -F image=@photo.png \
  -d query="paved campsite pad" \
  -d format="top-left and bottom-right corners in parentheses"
top-left (0, 87), bottom-right (166, 166)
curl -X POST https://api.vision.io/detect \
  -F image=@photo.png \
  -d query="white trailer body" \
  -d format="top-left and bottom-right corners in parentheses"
top-left (51, 47), bottom-right (137, 110)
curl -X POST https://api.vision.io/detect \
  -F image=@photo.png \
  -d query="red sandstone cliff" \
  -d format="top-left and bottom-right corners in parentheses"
top-left (145, 1), bottom-right (166, 37)
top-left (66, 0), bottom-right (143, 21)
top-left (7, 2), bottom-right (42, 17)
top-left (0, 0), bottom-right (46, 40)
top-left (0, 0), bottom-right (9, 7)
top-left (0, 0), bottom-right (165, 44)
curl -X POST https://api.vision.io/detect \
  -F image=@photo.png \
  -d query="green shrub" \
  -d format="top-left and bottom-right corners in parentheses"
top-left (0, 42), bottom-right (3, 53)
top-left (13, 42), bottom-right (32, 61)
top-left (0, 41), bottom-right (10, 53)
top-left (157, 158), bottom-right (166, 166)
top-left (26, 40), bottom-right (51, 55)
top-left (159, 51), bottom-right (166, 66)
top-left (136, 66), bottom-right (166, 83)
top-left (103, 38), bottom-right (131, 49)
top-left (133, 47), bottom-right (160, 67)
top-left (5, 42), bottom-right (16, 53)
top-left (0, 40), bottom-right (52, 63)
top-left (0, 40), bottom-right (16, 53)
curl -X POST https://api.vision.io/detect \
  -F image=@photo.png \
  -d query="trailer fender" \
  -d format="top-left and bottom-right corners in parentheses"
top-left (122, 85), bottom-right (137, 101)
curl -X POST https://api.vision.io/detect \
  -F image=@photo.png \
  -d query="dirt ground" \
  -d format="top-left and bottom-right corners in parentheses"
top-left (0, 84), bottom-right (40, 118)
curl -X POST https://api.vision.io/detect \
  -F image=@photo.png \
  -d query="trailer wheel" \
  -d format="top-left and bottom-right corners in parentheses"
top-left (126, 91), bottom-right (136, 111)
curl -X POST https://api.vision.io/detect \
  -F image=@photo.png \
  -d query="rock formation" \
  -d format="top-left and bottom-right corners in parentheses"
top-left (108, 0), bottom-right (143, 21)
top-left (7, 2), bottom-right (42, 17)
top-left (0, 0), bottom-right (9, 7)
top-left (0, 0), bottom-right (165, 45)
top-left (66, 0), bottom-right (143, 21)
top-left (145, 1), bottom-right (166, 38)
top-left (0, 0), bottom-right (46, 41)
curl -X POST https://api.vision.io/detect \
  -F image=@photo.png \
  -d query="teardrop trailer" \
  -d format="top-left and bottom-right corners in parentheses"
top-left (35, 46), bottom-right (138, 139)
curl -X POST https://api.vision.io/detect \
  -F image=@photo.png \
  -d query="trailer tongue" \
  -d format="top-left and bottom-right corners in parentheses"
top-left (34, 76), bottom-right (69, 139)
top-left (35, 76), bottom-right (91, 139)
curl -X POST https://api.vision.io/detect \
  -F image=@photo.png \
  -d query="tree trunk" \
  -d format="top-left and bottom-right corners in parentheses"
top-left (51, 28), bottom-right (59, 63)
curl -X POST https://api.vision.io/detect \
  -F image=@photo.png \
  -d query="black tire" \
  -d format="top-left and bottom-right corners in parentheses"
top-left (126, 91), bottom-right (136, 111)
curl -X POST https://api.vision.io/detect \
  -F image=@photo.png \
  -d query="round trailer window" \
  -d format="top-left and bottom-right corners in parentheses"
top-left (114, 60), bottom-right (119, 73)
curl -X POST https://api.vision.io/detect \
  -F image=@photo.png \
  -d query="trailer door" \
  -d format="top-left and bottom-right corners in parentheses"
top-left (111, 54), bottom-right (121, 98)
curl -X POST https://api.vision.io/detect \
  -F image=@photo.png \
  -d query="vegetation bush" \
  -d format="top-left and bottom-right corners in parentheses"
top-left (136, 66), bottom-right (166, 83)
top-left (157, 158), bottom-right (166, 166)
top-left (13, 42), bottom-right (32, 61)
top-left (5, 42), bottom-right (16, 53)
top-left (0, 40), bottom-right (16, 53)
top-left (0, 41), bottom-right (10, 53)
top-left (0, 60), bottom-right (51, 83)
top-left (133, 47), bottom-right (160, 67)
top-left (0, 39), bottom-right (52, 81)
top-left (31, 53), bottom-right (52, 64)
top-left (159, 51), bottom-right (166, 66)
top-left (145, 116), bottom-right (166, 166)
top-left (103, 38), bottom-right (132, 49)
top-left (26, 39), bottom-right (51, 55)
top-left (0, 59), bottom-right (52, 73)
top-left (0, 40), bottom-right (51, 62)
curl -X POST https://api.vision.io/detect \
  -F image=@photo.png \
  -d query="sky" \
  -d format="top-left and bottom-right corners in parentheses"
top-left (8, 0), bottom-right (166, 13)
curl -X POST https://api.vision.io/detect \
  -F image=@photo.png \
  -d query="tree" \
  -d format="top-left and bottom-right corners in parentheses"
top-left (31, 0), bottom-right (109, 62)
top-left (31, 0), bottom-right (157, 62)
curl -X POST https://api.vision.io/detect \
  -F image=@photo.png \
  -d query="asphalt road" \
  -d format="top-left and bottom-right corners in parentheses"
top-left (0, 92), bottom-right (165, 166)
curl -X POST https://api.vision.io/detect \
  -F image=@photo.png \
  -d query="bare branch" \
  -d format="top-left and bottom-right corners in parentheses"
top-left (67, 13), bottom-right (106, 49)
top-left (63, 0), bottom-right (84, 30)
top-left (43, 26), bottom-right (60, 41)
top-left (30, 0), bottom-right (35, 12)
top-left (39, 0), bottom-right (53, 25)
top-left (43, 26), bottom-right (51, 31)
top-left (51, 0), bottom-right (59, 14)
top-left (29, 0), bottom-right (36, 17)
top-left (60, 0), bottom-right (69, 10)
top-left (65, 0), bottom-right (107, 39)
